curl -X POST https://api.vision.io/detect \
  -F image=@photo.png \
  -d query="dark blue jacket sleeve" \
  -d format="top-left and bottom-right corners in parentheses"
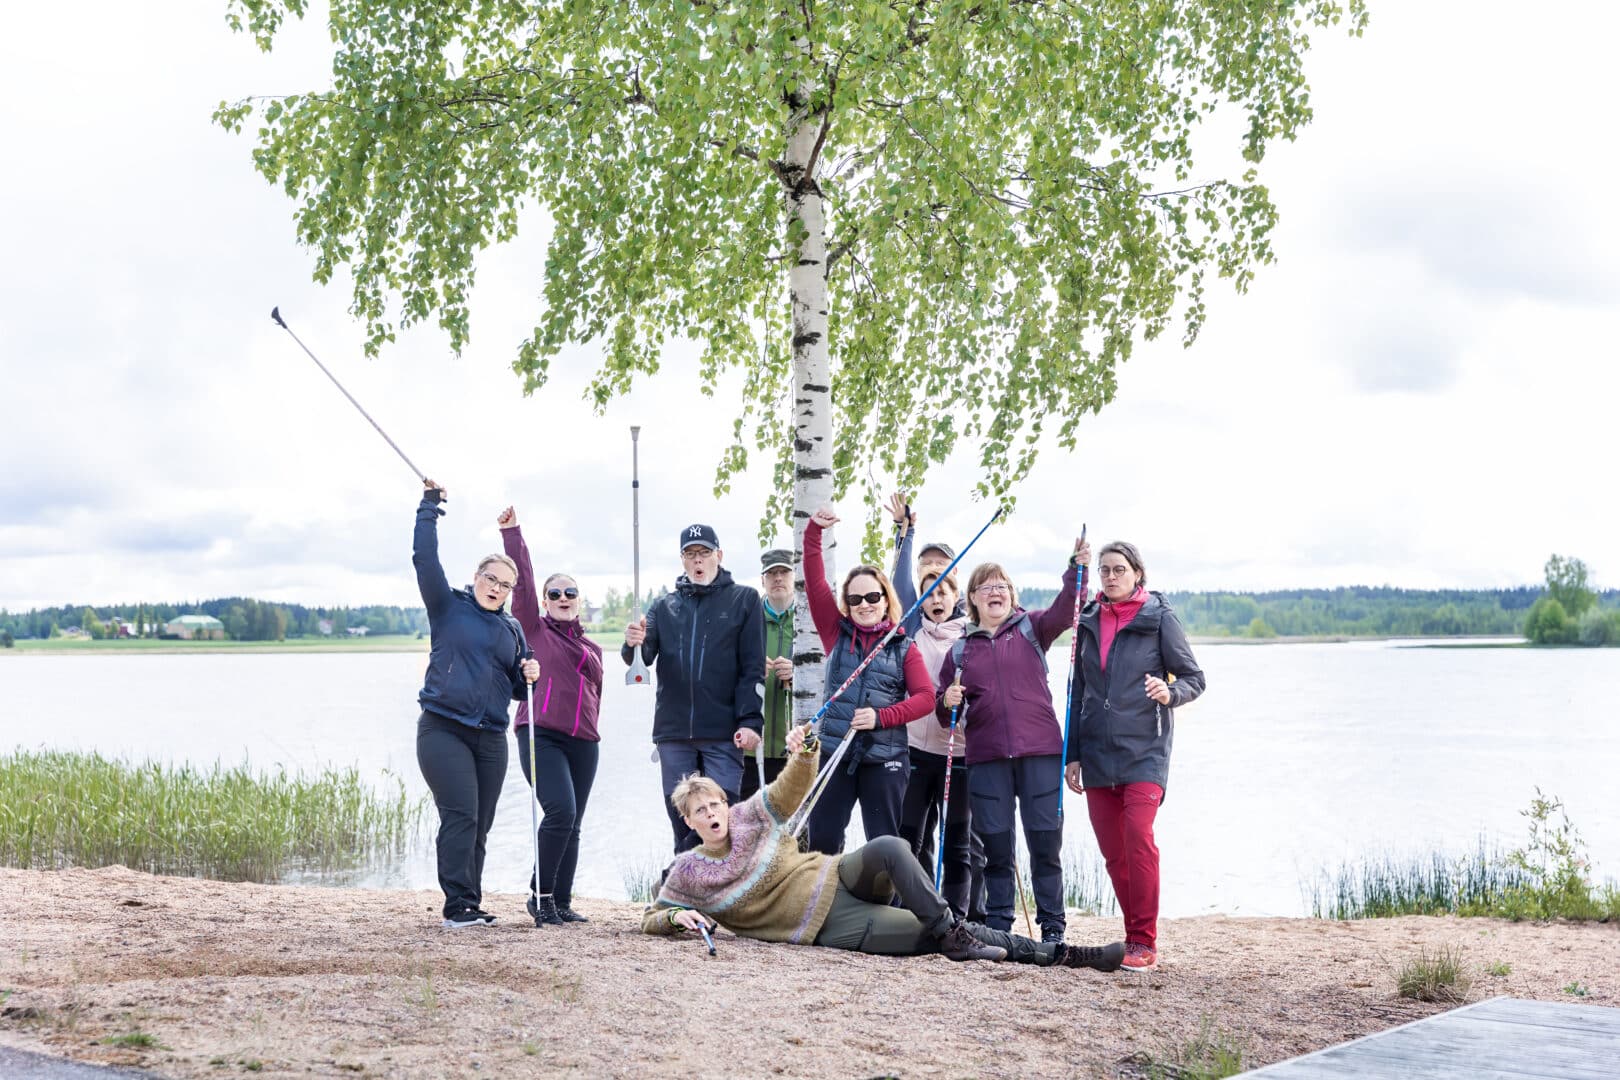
top-left (733, 594), bottom-right (766, 732)
top-left (892, 528), bottom-right (919, 634)
top-left (413, 497), bottom-right (453, 618)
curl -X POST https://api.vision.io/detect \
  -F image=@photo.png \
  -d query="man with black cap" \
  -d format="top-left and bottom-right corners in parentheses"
top-left (624, 523), bottom-right (767, 852)
top-left (740, 547), bottom-right (795, 800)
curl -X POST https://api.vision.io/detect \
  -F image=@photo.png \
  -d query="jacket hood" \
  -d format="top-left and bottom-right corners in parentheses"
top-left (676, 568), bottom-right (735, 596)
top-left (1083, 589), bottom-right (1170, 631)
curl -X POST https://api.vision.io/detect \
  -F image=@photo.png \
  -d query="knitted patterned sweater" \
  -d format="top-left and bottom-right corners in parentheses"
top-left (641, 747), bottom-right (843, 944)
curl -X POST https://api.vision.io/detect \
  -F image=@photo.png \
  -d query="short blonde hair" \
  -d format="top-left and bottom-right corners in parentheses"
top-left (670, 772), bottom-right (727, 817)
top-left (476, 553), bottom-right (519, 581)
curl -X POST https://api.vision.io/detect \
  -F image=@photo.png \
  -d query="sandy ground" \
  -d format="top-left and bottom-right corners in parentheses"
top-left (0, 867), bottom-right (1614, 1079)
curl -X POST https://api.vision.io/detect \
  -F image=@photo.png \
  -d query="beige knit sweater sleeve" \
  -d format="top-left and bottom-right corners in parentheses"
top-left (762, 742), bottom-right (821, 824)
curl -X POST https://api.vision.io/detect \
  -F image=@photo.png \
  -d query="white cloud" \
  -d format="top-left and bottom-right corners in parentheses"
top-left (2, 2), bottom-right (1617, 613)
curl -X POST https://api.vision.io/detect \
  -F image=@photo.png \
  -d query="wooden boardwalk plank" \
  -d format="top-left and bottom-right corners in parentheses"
top-left (1243, 997), bottom-right (1620, 1079)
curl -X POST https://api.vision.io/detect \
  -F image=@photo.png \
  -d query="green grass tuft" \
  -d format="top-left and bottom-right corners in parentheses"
top-left (101, 1031), bottom-right (159, 1048)
top-left (1396, 944), bottom-right (1470, 1003)
top-left (0, 751), bottom-right (425, 883)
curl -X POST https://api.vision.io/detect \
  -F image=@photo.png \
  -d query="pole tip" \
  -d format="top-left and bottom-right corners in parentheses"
top-left (270, 306), bottom-right (286, 328)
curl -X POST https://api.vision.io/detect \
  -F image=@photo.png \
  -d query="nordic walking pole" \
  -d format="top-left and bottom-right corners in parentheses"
top-left (269, 307), bottom-right (427, 482)
top-left (526, 678), bottom-right (544, 924)
top-left (1057, 524), bottom-right (1088, 819)
top-left (626, 426), bottom-right (651, 686)
top-left (1014, 846), bottom-right (1035, 939)
top-left (698, 921), bottom-right (718, 957)
top-left (788, 504), bottom-right (1004, 840)
top-left (934, 671), bottom-right (964, 892)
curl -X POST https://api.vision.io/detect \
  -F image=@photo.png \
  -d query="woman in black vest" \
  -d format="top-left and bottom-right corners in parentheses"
top-left (802, 507), bottom-right (935, 855)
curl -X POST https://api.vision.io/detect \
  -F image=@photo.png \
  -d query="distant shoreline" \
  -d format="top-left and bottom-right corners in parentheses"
top-left (1, 630), bottom-right (630, 656)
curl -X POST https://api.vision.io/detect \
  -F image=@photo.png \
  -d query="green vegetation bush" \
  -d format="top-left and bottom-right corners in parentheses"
top-left (1309, 789), bottom-right (1619, 921)
top-left (0, 751), bottom-right (424, 882)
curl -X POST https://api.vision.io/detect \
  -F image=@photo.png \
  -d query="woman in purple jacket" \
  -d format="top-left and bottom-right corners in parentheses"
top-left (498, 506), bottom-right (605, 927)
top-left (937, 536), bottom-right (1087, 943)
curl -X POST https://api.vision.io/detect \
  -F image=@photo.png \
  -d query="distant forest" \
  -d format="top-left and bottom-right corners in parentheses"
top-left (0, 599), bottom-right (428, 642)
top-left (7, 585), bottom-right (1620, 645)
top-left (1016, 585), bottom-right (1620, 639)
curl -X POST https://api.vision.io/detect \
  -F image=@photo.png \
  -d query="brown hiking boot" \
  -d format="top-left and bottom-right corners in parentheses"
top-left (938, 920), bottom-right (1007, 962)
top-left (1059, 941), bottom-right (1126, 972)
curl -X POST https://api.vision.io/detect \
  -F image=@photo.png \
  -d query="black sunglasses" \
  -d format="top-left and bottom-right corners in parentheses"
top-left (845, 591), bottom-right (885, 607)
top-left (546, 587), bottom-right (580, 600)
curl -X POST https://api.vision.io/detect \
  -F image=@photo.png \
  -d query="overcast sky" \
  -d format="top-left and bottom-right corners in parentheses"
top-left (3, 3), bottom-right (1616, 613)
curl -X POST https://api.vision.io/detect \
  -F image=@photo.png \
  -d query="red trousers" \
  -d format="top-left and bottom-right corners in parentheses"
top-left (1085, 783), bottom-right (1163, 949)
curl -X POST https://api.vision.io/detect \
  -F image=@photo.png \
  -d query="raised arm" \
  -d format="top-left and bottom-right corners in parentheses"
top-left (888, 493), bottom-right (918, 612)
top-left (412, 481), bottom-right (454, 617)
top-left (498, 509), bottom-right (542, 631)
top-left (801, 514), bottom-right (843, 653)
top-left (1032, 537), bottom-right (1089, 647)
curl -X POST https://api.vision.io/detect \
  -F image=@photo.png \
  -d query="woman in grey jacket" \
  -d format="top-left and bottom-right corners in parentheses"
top-left (1064, 541), bottom-right (1205, 972)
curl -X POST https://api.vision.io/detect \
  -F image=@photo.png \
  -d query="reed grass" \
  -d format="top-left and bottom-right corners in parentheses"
top-left (1010, 844), bottom-right (1118, 917)
top-left (0, 750), bottom-right (424, 883)
top-left (1396, 943), bottom-right (1470, 1003)
top-left (1306, 837), bottom-right (1530, 919)
top-left (619, 849), bottom-right (669, 904)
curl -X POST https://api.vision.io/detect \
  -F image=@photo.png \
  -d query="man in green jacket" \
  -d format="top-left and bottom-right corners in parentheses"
top-left (741, 548), bottom-right (795, 799)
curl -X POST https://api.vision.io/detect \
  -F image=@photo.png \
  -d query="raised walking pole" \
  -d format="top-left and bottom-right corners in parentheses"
top-left (270, 307), bottom-right (429, 481)
top-left (626, 426), bottom-right (650, 686)
top-left (1058, 524), bottom-right (1088, 818)
top-left (934, 671), bottom-right (964, 891)
top-left (787, 504), bottom-right (1004, 840)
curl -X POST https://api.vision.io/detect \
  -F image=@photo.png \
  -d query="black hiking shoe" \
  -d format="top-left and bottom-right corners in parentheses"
top-left (1058, 941), bottom-right (1126, 972)
top-left (443, 907), bottom-right (495, 929)
top-left (555, 904), bottom-right (589, 923)
top-left (529, 894), bottom-right (565, 926)
top-left (938, 920), bottom-right (1007, 962)
top-left (1041, 926), bottom-right (1065, 945)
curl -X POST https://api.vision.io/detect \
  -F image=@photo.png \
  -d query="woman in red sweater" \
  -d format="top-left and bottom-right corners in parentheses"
top-left (802, 507), bottom-right (935, 855)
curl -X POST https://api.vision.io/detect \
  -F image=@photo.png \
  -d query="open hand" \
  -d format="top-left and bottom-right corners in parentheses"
top-left (1065, 761), bottom-right (1085, 795)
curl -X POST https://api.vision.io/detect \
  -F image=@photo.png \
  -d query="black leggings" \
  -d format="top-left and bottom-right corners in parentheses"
top-left (898, 748), bottom-right (975, 916)
top-left (805, 748), bottom-right (908, 856)
top-left (514, 725), bottom-right (599, 906)
top-left (416, 712), bottom-right (508, 918)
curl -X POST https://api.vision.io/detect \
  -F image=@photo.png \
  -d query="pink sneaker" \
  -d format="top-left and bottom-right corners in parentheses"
top-left (1121, 942), bottom-right (1158, 972)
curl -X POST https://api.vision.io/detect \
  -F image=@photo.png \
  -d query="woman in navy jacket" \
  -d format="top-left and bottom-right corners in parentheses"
top-left (413, 480), bottom-right (538, 929)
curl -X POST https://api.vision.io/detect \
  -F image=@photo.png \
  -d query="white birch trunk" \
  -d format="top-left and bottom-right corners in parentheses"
top-left (784, 104), bottom-right (835, 726)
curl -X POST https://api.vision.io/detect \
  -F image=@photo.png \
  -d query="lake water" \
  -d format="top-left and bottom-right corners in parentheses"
top-left (2, 641), bottom-right (1616, 917)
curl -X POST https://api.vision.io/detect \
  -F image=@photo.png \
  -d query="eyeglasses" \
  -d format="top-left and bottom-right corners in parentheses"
top-left (1098, 565), bottom-right (1134, 578)
top-left (681, 548), bottom-right (716, 561)
top-left (477, 571), bottom-right (515, 593)
top-left (973, 583), bottom-right (1010, 595)
top-left (546, 587), bottom-right (580, 600)
top-left (845, 591), bottom-right (885, 607)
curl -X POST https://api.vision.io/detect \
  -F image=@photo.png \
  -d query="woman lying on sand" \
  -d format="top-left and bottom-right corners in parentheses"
top-left (643, 723), bottom-right (1124, 972)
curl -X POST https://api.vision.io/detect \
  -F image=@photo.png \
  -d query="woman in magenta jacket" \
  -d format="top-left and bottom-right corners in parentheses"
top-left (498, 506), bottom-right (605, 927)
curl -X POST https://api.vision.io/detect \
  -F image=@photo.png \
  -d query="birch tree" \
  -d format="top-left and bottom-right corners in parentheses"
top-left (218, 0), bottom-right (1364, 714)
